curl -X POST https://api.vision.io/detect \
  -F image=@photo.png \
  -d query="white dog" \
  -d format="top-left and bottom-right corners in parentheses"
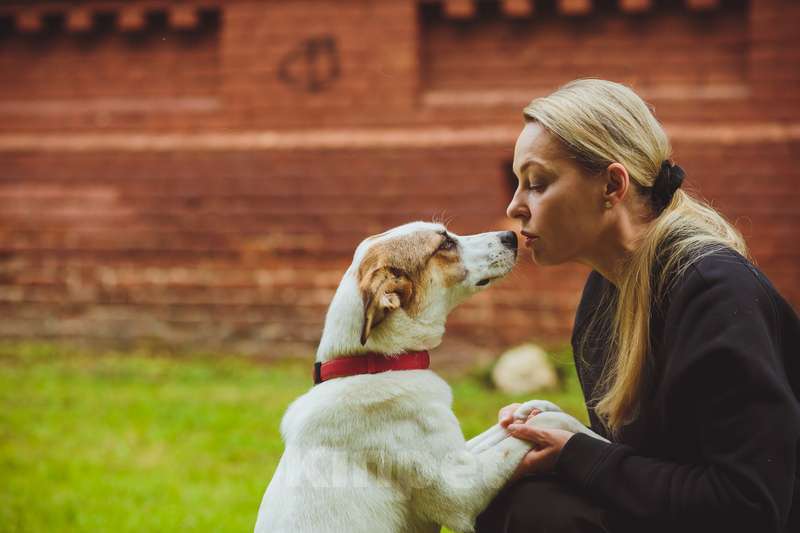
top-left (255, 221), bottom-right (605, 533)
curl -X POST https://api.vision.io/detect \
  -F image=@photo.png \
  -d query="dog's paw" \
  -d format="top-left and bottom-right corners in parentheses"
top-left (525, 411), bottom-right (584, 433)
top-left (512, 399), bottom-right (563, 421)
top-left (524, 411), bottom-right (610, 442)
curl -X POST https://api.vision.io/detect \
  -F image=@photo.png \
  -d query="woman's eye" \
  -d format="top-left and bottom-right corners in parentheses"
top-left (527, 181), bottom-right (544, 191)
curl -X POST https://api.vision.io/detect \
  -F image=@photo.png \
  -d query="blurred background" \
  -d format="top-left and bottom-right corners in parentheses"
top-left (0, 0), bottom-right (798, 531)
top-left (1, 0), bottom-right (798, 365)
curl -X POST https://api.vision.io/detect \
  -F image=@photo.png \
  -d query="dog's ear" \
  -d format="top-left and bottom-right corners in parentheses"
top-left (360, 267), bottom-right (413, 345)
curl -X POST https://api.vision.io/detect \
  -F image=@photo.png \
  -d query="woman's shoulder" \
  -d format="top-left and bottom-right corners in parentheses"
top-left (677, 247), bottom-right (786, 310)
top-left (660, 247), bottom-right (800, 403)
top-left (666, 246), bottom-right (798, 343)
top-left (690, 247), bottom-right (770, 288)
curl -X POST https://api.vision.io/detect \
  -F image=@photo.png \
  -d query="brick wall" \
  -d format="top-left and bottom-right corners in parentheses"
top-left (0, 0), bottom-right (797, 364)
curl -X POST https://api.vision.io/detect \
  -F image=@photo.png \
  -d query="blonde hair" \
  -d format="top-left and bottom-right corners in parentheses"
top-left (523, 79), bottom-right (749, 434)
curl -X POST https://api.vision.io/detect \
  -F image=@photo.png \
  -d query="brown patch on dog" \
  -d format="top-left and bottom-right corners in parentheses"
top-left (430, 249), bottom-right (468, 288)
top-left (359, 266), bottom-right (413, 345)
top-left (358, 231), bottom-right (441, 281)
top-left (357, 229), bottom-right (464, 344)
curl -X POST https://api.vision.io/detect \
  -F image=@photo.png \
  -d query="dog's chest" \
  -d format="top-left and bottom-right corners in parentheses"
top-left (282, 371), bottom-right (453, 446)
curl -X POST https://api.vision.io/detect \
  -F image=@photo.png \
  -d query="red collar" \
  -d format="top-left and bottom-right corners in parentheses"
top-left (313, 351), bottom-right (430, 385)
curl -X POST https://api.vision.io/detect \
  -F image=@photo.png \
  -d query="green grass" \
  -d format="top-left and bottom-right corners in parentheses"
top-left (0, 342), bottom-right (586, 533)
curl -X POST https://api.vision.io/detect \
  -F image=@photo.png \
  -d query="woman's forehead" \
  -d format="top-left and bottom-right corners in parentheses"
top-left (513, 124), bottom-right (563, 177)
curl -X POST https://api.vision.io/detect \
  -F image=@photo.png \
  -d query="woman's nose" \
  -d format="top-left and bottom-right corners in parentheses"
top-left (506, 192), bottom-right (529, 220)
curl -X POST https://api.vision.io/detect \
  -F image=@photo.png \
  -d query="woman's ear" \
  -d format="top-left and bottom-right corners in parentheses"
top-left (603, 163), bottom-right (630, 208)
top-left (359, 267), bottom-right (413, 345)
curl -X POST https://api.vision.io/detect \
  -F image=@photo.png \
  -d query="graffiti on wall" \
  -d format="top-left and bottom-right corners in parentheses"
top-left (278, 35), bottom-right (340, 93)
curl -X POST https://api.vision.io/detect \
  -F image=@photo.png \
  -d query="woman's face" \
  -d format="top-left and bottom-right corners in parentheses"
top-left (506, 122), bottom-right (608, 266)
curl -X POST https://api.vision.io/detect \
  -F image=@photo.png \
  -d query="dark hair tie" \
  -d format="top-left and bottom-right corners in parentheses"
top-left (650, 160), bottom-right (684, 214)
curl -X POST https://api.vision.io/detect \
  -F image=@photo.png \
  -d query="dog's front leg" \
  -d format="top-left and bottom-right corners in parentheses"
top-left (526, 410), bottom-right (609, 442)
top-left (411, 436), bottom-right (532, 533)
top-left (465, 423), bottom-right (508, 453)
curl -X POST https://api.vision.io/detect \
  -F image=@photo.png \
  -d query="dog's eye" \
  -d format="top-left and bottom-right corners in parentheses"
top-left (438, 235), bottom-right (457, 252)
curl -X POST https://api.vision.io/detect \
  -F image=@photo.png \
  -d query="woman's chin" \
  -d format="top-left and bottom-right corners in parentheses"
top-left (530, 248), bottom-right (561, 267)
top-left (530, 250), bottom-right (550, 266)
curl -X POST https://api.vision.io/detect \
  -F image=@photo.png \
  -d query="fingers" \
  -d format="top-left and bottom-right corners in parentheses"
top-left (498, 403), bottom-right (521, 427)
top-left (500, 403), bottom-right (546, 428)
top-left (510, 447), bottom-right (549, 482)
top-left (507, 422), bottom-right (550, 446)
top-left (520, 448), bottom-right (549, 468)
top-left (524, 408), bottom-right (542, 422)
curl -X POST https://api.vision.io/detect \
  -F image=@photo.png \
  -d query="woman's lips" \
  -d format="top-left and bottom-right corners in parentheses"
top-left (521, 232), bottom-right (539, 248)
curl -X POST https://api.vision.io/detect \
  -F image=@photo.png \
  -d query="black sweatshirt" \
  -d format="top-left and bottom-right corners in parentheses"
top-left (555, 247), bottom-right (800, 533)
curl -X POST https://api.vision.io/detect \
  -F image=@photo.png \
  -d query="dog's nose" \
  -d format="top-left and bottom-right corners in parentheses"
top-left (499, 231), bottom-right (518, 250)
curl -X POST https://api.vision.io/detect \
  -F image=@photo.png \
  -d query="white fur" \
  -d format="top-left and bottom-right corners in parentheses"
top-left (254, 222), bottom-right (605, 533)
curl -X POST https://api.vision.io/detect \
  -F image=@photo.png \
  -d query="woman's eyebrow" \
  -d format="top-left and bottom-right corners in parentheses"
top-left (515, 159), bottom-right (555, 178)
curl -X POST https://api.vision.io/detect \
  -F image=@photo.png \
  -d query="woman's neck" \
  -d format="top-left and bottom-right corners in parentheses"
top-left (584, 211), bottom-right (651, 286)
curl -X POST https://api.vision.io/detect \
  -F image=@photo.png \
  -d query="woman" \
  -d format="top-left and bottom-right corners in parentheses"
top-left (476, 79), bottom-right (800, 533)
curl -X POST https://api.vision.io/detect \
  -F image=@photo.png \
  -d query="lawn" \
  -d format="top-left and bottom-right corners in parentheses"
top-left (0, 342), bottom-right (586, 532)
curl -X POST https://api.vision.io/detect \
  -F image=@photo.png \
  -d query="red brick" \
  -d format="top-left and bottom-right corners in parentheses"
top-left (618, 0), bottom-right (652, 13)
top-left (15, 10), bottom-right (42, 33)
top-left (169, 5), bottom-right (199, 30)
top-left (500, 0), bottom-right (533, 17)
top-left (66, 8), bottom-right (93, 33)
top-left (558, 0), bottom-right (592, 16)
top-left (443, 0), bottom-right (476, 19)
top-left (118, 7), bottom-right (146, 32)
top-left (686, 0), bottom-right (720, 11)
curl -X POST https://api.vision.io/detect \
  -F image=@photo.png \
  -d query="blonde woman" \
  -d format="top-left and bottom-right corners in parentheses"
top-left (477, 79), bottom-right (800, 533)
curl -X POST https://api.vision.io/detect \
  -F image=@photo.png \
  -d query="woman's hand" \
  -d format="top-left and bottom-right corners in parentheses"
top-left (497, 403), bottom-right (545, 427)
top-left (497, 403), bottom-right (522, 428)
top-left (498, 402), bottom-right (574, 478)
top-left (507, 419), bottom-right (574, 480)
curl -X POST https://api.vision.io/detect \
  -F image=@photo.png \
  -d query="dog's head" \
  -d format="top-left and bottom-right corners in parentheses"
top-left (344, 222), bottom-right (518, 347)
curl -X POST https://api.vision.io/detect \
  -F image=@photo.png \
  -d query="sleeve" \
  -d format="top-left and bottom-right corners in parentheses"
top-left (555, 263), bottom-right (800, 533)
